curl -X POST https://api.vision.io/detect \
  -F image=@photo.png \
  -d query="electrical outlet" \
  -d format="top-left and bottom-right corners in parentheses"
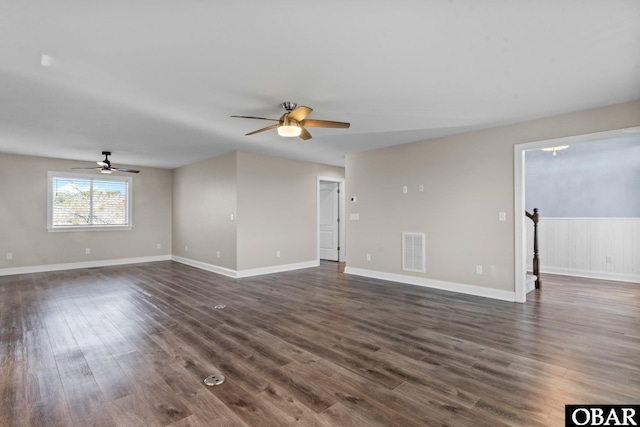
top-left (217, 251), bottom-right (220, 258)
top-left (366, 253), bottom-right (371, 261)
top-left (185, 245), bottom-right (188, 252)
top-left (156, 243), bottom-right (161, 249)
top-left (402, 185), bottom-right (408, 194)
top-left (6, 253), bottom-right (12, 260)
top-left (606, 256), bottom-right (613, 264)
top-left (85, 248), bottom-right (91, 255)
top-left (419, 184), bottom-right (424, 192)
top-left (476, 265), bottom-right (483, 275)
top-left (230, 213), bottom-right (234, 220)
top-left (276, 250), bottom-right (281, 258)
top-left (499, 212), bottom-right (506, 221)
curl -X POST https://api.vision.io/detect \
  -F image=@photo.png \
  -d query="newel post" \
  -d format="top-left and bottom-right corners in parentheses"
top-left (525, 208), bottom-right (541, 289)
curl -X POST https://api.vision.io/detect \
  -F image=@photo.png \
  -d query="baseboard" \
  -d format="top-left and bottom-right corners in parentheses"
top-left (236, 260), bottom-right (319, 278)
top-left (0, 255), bottom-right (172, 277)
top-left (526, 274), bottom-right (537, 294)
top-left (536, 266), bottom-right (640, 284)
top-left (171, 256), bottom-right (319, 279)
top-left (171, 256), bottom-right (238, 278)
top-left (344, 267), bottom-right (517, 302)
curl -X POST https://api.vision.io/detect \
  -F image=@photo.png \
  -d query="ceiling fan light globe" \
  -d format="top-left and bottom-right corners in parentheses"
top-left (277, 125), bottom-right (302, 137)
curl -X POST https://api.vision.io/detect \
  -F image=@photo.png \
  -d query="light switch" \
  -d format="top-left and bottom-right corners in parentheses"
top-left (402, 185), bottom-right (408, 194)
top-left (499, 212), bottom-right (506, 222)
top-left (350, 213), bottom-right (360, 220)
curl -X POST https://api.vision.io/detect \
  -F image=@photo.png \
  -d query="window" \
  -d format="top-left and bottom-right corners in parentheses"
top-left (47, 171), bottom-right (133, 231)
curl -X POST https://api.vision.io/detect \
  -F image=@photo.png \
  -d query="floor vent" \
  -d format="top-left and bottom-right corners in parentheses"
top-left (402, 232), bottom-right (425, 273)
top-left (204, 374), bottom-right (225, 386)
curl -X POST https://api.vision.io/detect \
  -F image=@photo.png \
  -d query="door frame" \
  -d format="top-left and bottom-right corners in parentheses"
top-left (317, 176), bottom-right (346, 263)
top-left (513, 126), bottom-right (639, 302)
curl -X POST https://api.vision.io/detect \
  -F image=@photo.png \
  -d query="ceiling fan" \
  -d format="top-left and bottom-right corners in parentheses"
top-left (72, 151), bottom-right (140, 174)
top-left (231, 102), bottom-right (350, 140)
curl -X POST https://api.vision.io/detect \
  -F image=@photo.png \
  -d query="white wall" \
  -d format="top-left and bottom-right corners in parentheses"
top-left (527, 218), bottom-right (640, 283)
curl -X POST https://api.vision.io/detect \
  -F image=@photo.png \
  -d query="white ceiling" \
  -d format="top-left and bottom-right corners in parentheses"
top-left (1, 1), bottom-right (639, 169)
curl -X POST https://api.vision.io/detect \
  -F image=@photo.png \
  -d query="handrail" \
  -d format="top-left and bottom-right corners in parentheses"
top-left (525, 208), bottom-right (541, 289)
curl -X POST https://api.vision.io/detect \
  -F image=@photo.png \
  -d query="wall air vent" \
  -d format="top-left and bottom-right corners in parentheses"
top-left (402, 232), bottom-right (426, 273)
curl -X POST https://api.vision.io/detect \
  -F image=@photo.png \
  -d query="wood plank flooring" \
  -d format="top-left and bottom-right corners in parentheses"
top-left (1, 261), bottom-right (638, 426)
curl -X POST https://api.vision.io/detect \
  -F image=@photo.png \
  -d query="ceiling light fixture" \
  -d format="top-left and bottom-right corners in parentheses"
top-left (277, 117), bottom-right (302, 137)
top-left (41, 54), bottom-right (53, 67)
top-left (277, 124), bottom-right (302, 137)
top-left (541, 145), bottom-right (569, 156)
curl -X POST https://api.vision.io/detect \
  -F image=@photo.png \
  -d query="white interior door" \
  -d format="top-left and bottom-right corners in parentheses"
top-left (319, 182), bottom-right (339, 261)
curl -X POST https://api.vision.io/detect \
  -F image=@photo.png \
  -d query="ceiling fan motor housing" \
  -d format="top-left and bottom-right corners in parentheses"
top-left (281, 102), bottom-right (296, 112)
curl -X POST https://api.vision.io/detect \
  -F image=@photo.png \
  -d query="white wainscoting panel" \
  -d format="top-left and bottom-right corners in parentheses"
top-left (526, 218), bottom-right (640, 283)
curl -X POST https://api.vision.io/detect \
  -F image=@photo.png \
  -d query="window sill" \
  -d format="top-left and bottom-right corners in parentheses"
top-left (46, 225), bottom-right (133, 232)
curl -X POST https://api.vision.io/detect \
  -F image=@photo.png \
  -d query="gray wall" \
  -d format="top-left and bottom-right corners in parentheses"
top-left (345, 101), bottom-right (640, 294)
top-left (172, 152), bottom-right (238, 270)
top-left (172, 150), bottom-right (344, 272)
top-left (236, 151), bottom-right (344, 271)
top-left (526, 136), bottom-right (640, 217)
top-left (0, 153), bottom-right (172, 270)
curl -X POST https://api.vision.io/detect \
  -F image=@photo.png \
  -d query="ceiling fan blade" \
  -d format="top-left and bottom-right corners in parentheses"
top-left (300, 119), bottom-right (350, 128)
top-left (231, 115), bottom-right (279, 122)
top-left (298, 127), bottom-right (312, 140)
top-left (113, 168), bottom-right (140, 173)
top-left (97, 161), bottom-right (108, 167)
top-left (246, 124), bottom-right (278, 136)
top-left (288, 106), bottom-right (313, 122)
top-left (72, 167), bottom-right (100, 170)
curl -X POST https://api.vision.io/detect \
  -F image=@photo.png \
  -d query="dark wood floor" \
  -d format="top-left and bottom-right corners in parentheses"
top-left (1, 261), bottom-right (638, 426)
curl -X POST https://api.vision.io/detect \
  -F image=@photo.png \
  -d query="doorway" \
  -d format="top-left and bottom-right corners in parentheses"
top-left (513, 126), bottom-right (639, 302)
top-left (317, 176), bottom-right (345, 262)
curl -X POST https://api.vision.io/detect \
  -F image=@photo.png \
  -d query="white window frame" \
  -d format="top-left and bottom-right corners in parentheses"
top-left (47, 171), bottom-right (133, 232)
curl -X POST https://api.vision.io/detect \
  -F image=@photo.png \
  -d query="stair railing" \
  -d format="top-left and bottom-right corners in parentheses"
top-left (525, 208), bottom-right (541, 289)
